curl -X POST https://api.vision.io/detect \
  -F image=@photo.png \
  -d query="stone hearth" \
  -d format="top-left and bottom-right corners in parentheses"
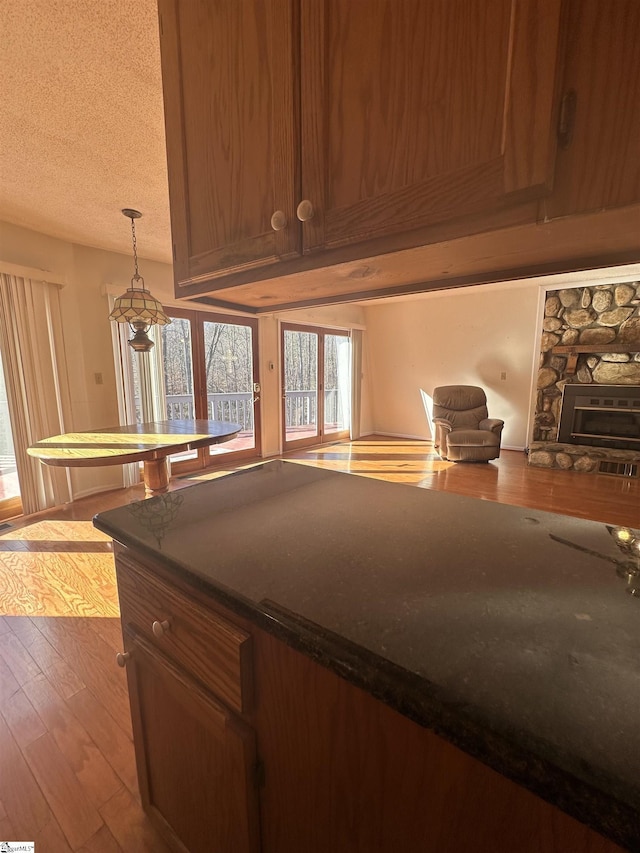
top-left (529, 281), bottom-right (640, 475)
top-left (529, 441), bottom-right (640, 475)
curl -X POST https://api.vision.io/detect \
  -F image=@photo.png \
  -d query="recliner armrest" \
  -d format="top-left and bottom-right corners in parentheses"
top-left (431, 417), bottom-right (453, 459)
top-left (432, 417), bottom-right (453, 433)
top-left (479, 418), bottom-right (504, 436)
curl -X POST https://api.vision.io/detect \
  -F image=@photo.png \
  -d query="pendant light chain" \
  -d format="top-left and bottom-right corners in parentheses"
top-left (128, 213), bottom-right (146, 290)
top-left (130, 215), bottom-right (140, 280)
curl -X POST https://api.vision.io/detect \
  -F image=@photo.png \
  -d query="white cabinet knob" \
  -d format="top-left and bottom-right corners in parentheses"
top-left (116, 651), bottom-right (131, 668)
top-left (270, 210), bottom-right (287, 231)
top-left (296, 199), bottom-right (315, 222)
top-left (152, 619), bottom-right (170, 638)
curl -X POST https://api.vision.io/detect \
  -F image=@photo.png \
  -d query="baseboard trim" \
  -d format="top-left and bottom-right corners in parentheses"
top-left (363, 431), bottom-right (431, 442)
top-left (71, 483), bottom-right (126, 501)
top-left (363, 434), bottom-right (525, 452)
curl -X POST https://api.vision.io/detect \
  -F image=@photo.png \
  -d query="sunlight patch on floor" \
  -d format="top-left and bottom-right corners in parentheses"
top-left (0, 549), bottom-right (118, 617)
top-left (0, 519), bottom-right (112, 542)
top-left (288, 456), bottom-right (454, 480)
top-left (181, 460), bottom-right (265, 483)
top-left (304, 440), bottom-right (434, 456)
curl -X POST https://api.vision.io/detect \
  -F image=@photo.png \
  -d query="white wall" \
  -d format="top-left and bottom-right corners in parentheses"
top-left (362, 283), bottom-right (542, 449)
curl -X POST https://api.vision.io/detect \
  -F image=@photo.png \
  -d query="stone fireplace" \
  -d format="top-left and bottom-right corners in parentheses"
top-left (528, 281), bottom-right (640, 475)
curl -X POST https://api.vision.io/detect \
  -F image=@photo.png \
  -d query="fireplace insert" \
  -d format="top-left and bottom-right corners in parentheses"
top-left (557, 385), bottom-right (640, 450)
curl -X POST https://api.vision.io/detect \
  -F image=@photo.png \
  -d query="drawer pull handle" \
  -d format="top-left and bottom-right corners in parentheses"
top-left (152, 619), bottom-right (171, 638)
top-left (116, 651), bottom-right (131, 668)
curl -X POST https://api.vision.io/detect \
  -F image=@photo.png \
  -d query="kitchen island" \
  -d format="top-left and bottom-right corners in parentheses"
top-left (93, 461), bottom-right (640, 853)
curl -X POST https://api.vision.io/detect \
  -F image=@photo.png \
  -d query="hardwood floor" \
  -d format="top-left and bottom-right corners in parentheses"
top-left (0, 438), bottom-right (637, 851)
top-left (280, 438), bottom-right (640, 527)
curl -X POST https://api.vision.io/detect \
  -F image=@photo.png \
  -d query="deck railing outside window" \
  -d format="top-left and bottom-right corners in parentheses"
top-left (157, 389), bottom-right (340, 430)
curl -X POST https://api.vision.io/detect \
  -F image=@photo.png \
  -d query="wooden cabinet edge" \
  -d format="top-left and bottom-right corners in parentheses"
top-left (175, 202), bottom-right (640, 313)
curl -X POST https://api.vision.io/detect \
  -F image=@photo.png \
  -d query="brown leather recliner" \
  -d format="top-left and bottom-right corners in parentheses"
top-left (432, 385), bottom-right (504, 462)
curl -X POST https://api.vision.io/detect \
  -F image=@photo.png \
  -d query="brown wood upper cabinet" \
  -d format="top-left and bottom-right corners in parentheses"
top-left (157, 0), bottom-right (563, 294)
top-left (158, 0), bottom-right (300, 289)
top-left (300, 0), bottom-right (562, 252)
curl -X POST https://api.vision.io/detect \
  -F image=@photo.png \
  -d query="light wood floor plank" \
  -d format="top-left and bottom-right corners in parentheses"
top-left (7, 613), bottom-right (44, 645)
top-left (0, 712), bottom-right (52, 839)
top-left (23, 732), bottom-right (104, 850)
top-left (29, 617), bottom-right (133, 738)
top-left (79, 823), bottom-right (125, 853)
top-left (0, 551), bottom-right (117, 618)
top-left (0, 552), bottom-right (60, 616)
top-left (0, 654), bottom-right (19, 705)
top-left (67, 687), bottom-right (138, 798)
top-left (0, 629), bottom-right (42, 686)
top-left (22, 673), bottom-right (123, 810)
top-left (34, 815), bottom-right (75, 853)
top-left (84, 616), bottom-right (127, 654)
top-left (0, 519), bottom-right (112, 543)
top-left (0, 815), bottom-right (17, 839)
top-left (20, 625), bottom-right (86, 700)
top-left (100, 787), bottom-right (172, 853)
top-left (0, 686), bottom-right (47, 749)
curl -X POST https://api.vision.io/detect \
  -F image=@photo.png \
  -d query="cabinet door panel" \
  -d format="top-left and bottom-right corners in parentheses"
top-left (159, 0), bottom-right (299, 287)
top-left (125, 634), bottom-right (260, 853)
top-left (300, 0), bottom-right (562, 252)
top-left (545, 0), bottom-right (640, 217)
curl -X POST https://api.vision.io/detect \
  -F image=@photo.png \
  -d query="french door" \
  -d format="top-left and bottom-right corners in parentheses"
top-left (161, 308), bottom-right (261, 473)
top-left (281, 324), bottom-right (351, 451)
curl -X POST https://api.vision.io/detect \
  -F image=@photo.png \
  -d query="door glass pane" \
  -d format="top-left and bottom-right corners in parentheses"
top-left (161, 316), bottom-right (197, 461)
top-left (284, 330), bottom-right (318, 442)
top-left (0, 352), bottom-right (20, 503)
top-left (128, 348), bottom-right (143, 423)
top-left (203, 320), bottom-right (256, 456)
top-left (324, 334), bottom-right (351, 435)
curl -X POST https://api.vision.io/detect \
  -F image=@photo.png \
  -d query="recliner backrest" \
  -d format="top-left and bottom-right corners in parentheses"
top-left (432, 385), bottom-right (489, 429)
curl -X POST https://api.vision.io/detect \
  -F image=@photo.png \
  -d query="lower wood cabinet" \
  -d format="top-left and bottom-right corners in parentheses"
top-left (123, 632), bottom-right (260, 853)
top-left (115, 548), bottom-right (626, 853)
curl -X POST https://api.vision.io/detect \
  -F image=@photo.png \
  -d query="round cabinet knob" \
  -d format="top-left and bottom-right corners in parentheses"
top-left (296, 199), bottom-right (315, 222)
top-left (152, 619), bottom-right (170, 638)
top-left (116, 651), bottom-right (131, 668)
top-left (270, 210), bottom-right (287, 231)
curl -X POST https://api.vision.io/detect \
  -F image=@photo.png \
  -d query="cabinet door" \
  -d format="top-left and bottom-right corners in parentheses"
top-left (299, 0), bottom-right (563, 252)
top-left (124, 633), bottom-right (260, 853)
top-left (158, 0), bottom-right (299, 289)
top-left (545, 0), bottom-right (640, 218)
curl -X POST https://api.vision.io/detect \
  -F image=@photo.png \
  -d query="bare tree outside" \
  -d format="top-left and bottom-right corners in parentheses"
top-left (283, 329), bottom-right (350, 439)
top-left (161, 318), bottom-right (255, 428)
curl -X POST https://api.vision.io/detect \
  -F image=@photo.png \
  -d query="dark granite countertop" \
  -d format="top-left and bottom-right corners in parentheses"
top-left (93, 461), bottom-right (640, 851)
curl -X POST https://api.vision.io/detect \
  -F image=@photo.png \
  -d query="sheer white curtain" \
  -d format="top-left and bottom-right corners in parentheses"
top-left (0, 273), bottom-right (71, 514)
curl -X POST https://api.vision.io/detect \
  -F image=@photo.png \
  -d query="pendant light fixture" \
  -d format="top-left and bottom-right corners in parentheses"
top-left (109, 209), bottom-right (170, 352)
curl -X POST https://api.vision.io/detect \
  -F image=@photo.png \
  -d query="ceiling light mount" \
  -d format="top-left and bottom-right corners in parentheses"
top-left (109, 209), bottom-right (170, 352)
top-left (121, 208), bottom-right (142, 219)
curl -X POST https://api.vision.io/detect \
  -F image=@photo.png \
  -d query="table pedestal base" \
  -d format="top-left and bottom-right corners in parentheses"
top-left (143, 459), bottom-right (170, 495)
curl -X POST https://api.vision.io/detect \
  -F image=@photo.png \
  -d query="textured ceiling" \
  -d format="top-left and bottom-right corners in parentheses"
top-left (0, 0), bottom-right (172, 263)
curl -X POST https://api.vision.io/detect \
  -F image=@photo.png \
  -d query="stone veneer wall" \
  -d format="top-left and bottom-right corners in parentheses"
top-left (529, 281), bottom-right (640, 473)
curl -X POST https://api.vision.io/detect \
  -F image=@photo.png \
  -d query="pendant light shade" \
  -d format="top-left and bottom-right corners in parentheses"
top-left (109, 209), bottom-right (170, 352)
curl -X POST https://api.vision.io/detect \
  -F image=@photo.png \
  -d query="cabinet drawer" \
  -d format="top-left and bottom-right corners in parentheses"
top-left (116, 552), bottom-right (252, 714)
